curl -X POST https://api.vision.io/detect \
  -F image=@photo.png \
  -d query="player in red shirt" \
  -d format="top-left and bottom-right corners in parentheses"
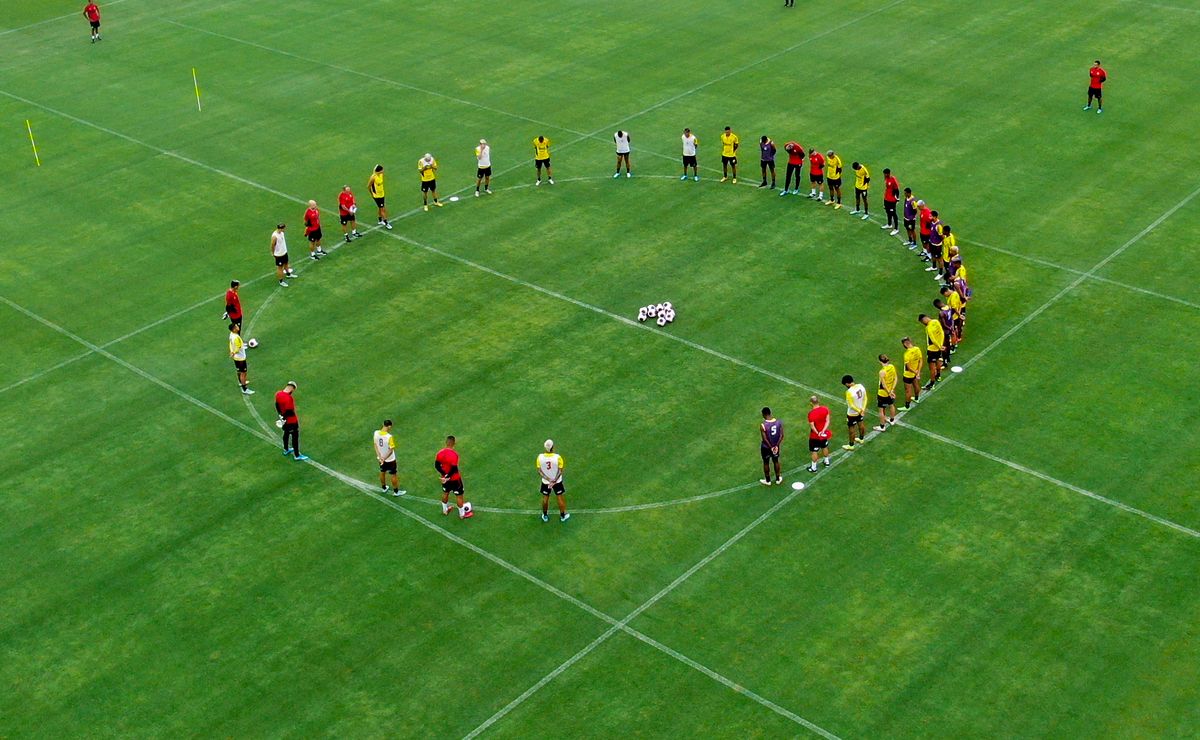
top-left (918, 200), bottom-right (934, 264)
top-left (1085, 59), bottom-right (1106, 113)
top-left (223, 279), bottom-right (243, 330)
top-left (807, 149), bottom-right (825, 201)
top-left (303, 200), bottom-right (325, 260)
top-left (806, 395), bottom-right (832, 472)
top-left (435, 435), bottom-right (473, 519)
top-left (274, 381), bottom-right (307, 461)
top-left (881, 168), bottom-right (901, 235)
top-left (83, 2), bottom-right (101, 42)
top-left (336, 186), bottom-right (361, 244)
top-left (781, 141), bottom-right (804, 196)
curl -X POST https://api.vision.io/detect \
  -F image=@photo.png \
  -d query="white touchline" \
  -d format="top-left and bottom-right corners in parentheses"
top-left (0, 291), bottom-right (844, 739)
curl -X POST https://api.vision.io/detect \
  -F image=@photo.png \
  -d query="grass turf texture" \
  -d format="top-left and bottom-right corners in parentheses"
top-left (2, 0), bottom-right (1199, 736)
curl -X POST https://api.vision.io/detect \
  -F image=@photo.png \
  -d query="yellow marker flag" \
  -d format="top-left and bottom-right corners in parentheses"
top-left (192, 68), bottom-right (202, 112)
top-left (26, 119), bottom-right (40, 166)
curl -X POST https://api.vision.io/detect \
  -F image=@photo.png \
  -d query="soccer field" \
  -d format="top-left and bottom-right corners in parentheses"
top-left (3, 0), bottom-right (1200, 736)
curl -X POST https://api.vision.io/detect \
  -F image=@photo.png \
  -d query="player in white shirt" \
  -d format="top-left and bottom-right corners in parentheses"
top-left (373, 419), bottom-right (405, 496)
top-left (536, 439), bottom-right (569, 523)
top-left (474, 139), bottom-right (492, 197)
top-left (842, 374), bottom-right (868, 450)
top-left (613, 130), bottom-right (632, 178)
top-left (228, 323), bottom-right (254, 395)
top-left (680, 128), bottom-right (700, 181)
top-left (269, 223), bottom-right (295, 287)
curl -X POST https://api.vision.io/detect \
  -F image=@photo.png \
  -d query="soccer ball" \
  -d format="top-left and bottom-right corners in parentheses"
top-left (275, 416), bottom-right (285, 429)
top-left (462, 502), bottom-right (473, 515)
top-left (349, 205), bottom-right (357, 214)
top-left (656, 316), bottom-right (667, 327)
top-left (663, 301), bottom-right (673, 311)
top-left (247, 338), bottom-right (259, 348)
top-left (646, 305), bottom-right (658, 318)
top-left (664, 309), bottom-right (676, 323)
top-left (637, 307), bottom-right (648, 322)
top-left (656, 303), bottom-right (666, 313)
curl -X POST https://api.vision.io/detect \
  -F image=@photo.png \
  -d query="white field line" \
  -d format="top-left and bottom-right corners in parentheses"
top-left (0, 0), bottom-right (132, 37)
top-left (0, 291), bottom-right (841, 738)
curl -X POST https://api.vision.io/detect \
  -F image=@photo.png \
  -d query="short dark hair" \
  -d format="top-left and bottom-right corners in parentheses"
top-left (1094, 59), bottom-right (1101, 64)
top-left (761, 406), bottom-right (771, 417)
top-left (902, 336), bottom-right (913, 345)
top-left (918, 313), bottom-right (930, 322)
top-left (374, 164), bottom-right (384, 172)
top-left (760, 135), bottom-right (768, 143)
top-left (276, 223), bottom-right (286, 229)
top-left (903, 187), bottom-right (911, 194)
top-left (879, 354), bottom-right (889, 363)
top-left (942, 224), bottom-right (952, 234)
top-left (383, 419), bottom-right (393, 427)
top-left (851, 161), bottom-right (860, 169)
top-left (229, 322), bottom-right (238, 331)
top-left (230, 280), bottom-right (239, 288)
top-left (883, 168), bottom-right (891, 175)
top-left (724, 126), bottom-right (731, 131)
top-left (446, 435), bottom-right (456, 443)
top-left (940, 286), bottom-right (952, 295)
top-left (931, 210), bottom-right (939, 218)
top-left (841, 374), bottom-right (854, 384)
top-left (934, 299), bottom-right (945, 308)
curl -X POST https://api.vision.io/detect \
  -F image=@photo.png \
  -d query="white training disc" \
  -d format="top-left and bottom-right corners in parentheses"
top-left (449, 196), bottom-right (460, 202)
top-left (951, 365), bottom-right (963, 373)
top-left (791, 481), bottom-right (806, 491)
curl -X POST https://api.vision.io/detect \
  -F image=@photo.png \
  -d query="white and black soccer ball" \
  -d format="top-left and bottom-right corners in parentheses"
top-left (247, 338), bottom-right (259, 349)
top-left (656, 303), bottom-right (666, 314)
top-left (637, 307), bottom-right (648, 322)
top-left (663, 301), bottom-right (673, 311)
top-left (462, 502), bottom-right (473, 515)
top-left (275, 416), bottom-right (285, 429)
top-left (664, 309), bottom-right (676, 323)
top-left (656, 316), bottom-right (667, 327)
top-left (646, 305), bottom-right (658, 318)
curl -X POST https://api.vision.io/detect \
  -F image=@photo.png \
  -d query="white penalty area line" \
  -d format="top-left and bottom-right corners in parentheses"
top-left (0, 290), bottom-right (841, 739)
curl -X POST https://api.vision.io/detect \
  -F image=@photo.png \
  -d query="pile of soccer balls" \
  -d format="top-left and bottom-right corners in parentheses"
top-left (637, 301), bottom-right (676, 327)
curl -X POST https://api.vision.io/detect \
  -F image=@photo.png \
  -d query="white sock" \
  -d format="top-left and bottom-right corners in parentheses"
top-left (441, 502), bottom-right (449, 514)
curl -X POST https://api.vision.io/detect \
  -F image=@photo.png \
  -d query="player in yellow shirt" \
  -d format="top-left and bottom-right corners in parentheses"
top-left (228, 322), bottom-right (254, 396)
top-left (366, 164), bottom-right (392, 229)
top-left (919, 314), bottom-right (945, 389)
top-left (417, 153), bottom-right (443, 212)
top-left (841, 374), bottom-right (868, 450)
top-left (900, 337), bottom-right (923, 408)
top-left (825, 150), bottom-right (844, 209)
top-left (939, 224), bottom-right (957, 281)
top-left (941, 285), bottom-right (964, 353)
top-left (719, 126), bottom-right (739, 183)
top-left (373, 419), bottom-right (406, 496)
top-left (536, 439), bottom-right (569, 522)
top-left (874, 354), bottom-right (898, 431)
top-left (851, 161), bottom-right (871, 220)
top-left (533, 135), bottom-right (554, 185)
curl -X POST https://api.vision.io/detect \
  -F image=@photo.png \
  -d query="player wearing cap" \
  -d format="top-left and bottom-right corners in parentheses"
top-left (417, 153), bottom-right (443, 212)
top-left (533, 136), bottom-right (554, 185)
top-left (875, 355), bottom-right (898, 431)
top-left (269, 223), bottom-right (295, 287)
top-left (228, 323), bottom-right (253, 396)
top-left (475, 139), bottom-right (492, 196)
top-left (759, 407), bottom-right (784, 486)
top-left (223, 280), bottom-right (242, 330)
top-left (825, 150), bottom-right (844, 209)
top-left (719, 126), bottom-right (739, 183)
top-left (537, 439), bottom-right (569, 522)
top-left (337, 186), bottom-right (361, 243)
top-left (842, 375), bottom-right (867, 450)
top-left (614, 130), bottom-right (632, 178)
top-left (275, 381), bottom-right (307, 460)
top-left (806, 395), bottom-right (832, 472)
top-left (303, 200), bottom-right (325, 260)
top-left (367, 165), bottom-right (392, 230)
top-left (901, 337), bottom-right (923, 408)
top-left (373, 419), bottom-right (405, 496)
top-left (435, 435), bottom-right (472, 519)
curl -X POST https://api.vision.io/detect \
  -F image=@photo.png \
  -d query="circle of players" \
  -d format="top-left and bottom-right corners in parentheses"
top-left (220, 127), bottom-right (975, 514)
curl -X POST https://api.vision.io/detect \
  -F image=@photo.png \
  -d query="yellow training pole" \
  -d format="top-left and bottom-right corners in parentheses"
top-left (192, 68), bottom-right (202, 112)
top-left (25, 120), bottom-right (40, 166)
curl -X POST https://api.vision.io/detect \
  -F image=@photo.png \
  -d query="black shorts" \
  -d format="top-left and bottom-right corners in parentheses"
top-left (721, 155), bottom-right (737, 165)
top-left (904, 218), bottom-right (916, 229)
top-left (904, 374), bottom-right (919, 385)
top-left (927, 348), bottom-right (941, 364)
top-left (421, 180), bottom-right (436, 193)
top-left (760, 446), bottom-right (780, 462)
top-left (885, 201), bottom-right (898, 213)
top-left (540, 481), bottom-right (566, 495)
top-left (234, 359), bottom-right (247, 371)
top-left (682, 155), bottom-right (697, 167)
top-left (477, 166), bottom-right (492, 177)
top-left (1088, 85), bottom-right (1103, 96)
top-left (306, 228), bottom-right (322, 242)
top-left (954, 318), bottom-right (965, 334)
top-left (339, 212), bottom-right (355, 225)
top-left (828, 177), bottom-right (842, 188)
top-left (379, 459), bottom-right (397, 474)
top-left (810, 173), bottom-right (823, 184)
top-left (808, 437), bottom-right (829, 452)
top-left (877, 395), bottom-right (895, 409)
top-left (442, 478), bottom-right (464, 494)
top-left (855, 187), bottom-right (869, 196)
top-left (535, 158), bottom-right (551, 169)
top-left (846, 414), bottom-right (863, 427)
top-left (942, 347), bottom-right (952, 363)
top-left (274, 253), bottom-right (289, 266)
top-left (372, 196), bottom-right (385, 208)
top-left (920, 233), bottom-right (931, 245)
top-left (90, 20), bottom-right (100, 29)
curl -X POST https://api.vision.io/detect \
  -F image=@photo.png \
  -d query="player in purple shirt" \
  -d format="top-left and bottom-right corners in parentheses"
top-left (758, 136), bottom-right (777, 190)
top-left (760, 406), bottom-right (784, 486)
top-left (902, 188), bottom-right (918, 249)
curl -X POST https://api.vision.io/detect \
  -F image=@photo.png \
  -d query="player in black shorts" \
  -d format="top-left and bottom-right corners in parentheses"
top-left (759, 407), bottom-right (784, 486)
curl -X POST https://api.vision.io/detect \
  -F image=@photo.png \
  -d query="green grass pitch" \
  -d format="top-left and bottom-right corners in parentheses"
top-left (3, 0), bottom-right (1200, 736)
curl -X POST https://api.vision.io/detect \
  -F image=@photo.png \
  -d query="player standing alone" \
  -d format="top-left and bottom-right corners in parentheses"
top-left (303, 200), bottom-right (325, 260)
top-left (759, 407), bottom-right (784, 486)
top-left (475, 139), bottom-right (492, 196)
top-left (223, 280), bottom-right (242, 330)
top-left (680, 128), bottom-right (700, 181)
top-left (533, 136), bottom-right (554, 185)
top-left (435, 436), bottom-right (473, 519)
top-left (806, 395), bottom-right (832, 472)
top-left (537, 440), bottom-right (569, 522)
top-left (367, 165), bottom-right (392, 230)
top-left (83, 1), bottom-right (101, 42)
top-left (275, 381), bottom-right (307, 460)
top-left (614, 130), bottom-right (632, 178)
top-left (1084, 60), bottom-right (1106, 113)
top-left (337, 186), bottom-right (361, 243)
top-left (373, 419), bottom-right (405, 496)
